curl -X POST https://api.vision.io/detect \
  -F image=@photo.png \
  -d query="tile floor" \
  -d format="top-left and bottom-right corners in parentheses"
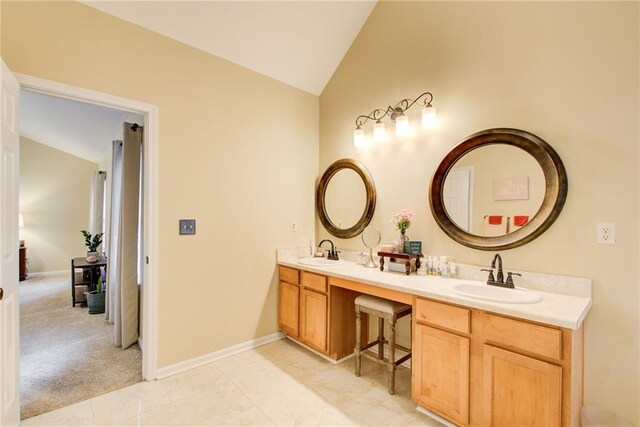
top-left (22, 338), bottom-right (442, 426)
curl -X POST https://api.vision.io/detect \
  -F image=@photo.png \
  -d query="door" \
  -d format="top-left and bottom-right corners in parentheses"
top-left (0, 59), bottom-right (20, 426)
top-left (483, 344), bottom-right (562, 427)
top-left (413, 324), bottom-right (469, 425)
top-left (299, 288), bottom-right (327, 352)
top-left (443, 167), bottom-right (473, 232)
top-left (278, 281), bottom-right (299, 337)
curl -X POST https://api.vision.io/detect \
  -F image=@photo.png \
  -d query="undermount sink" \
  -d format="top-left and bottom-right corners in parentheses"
top-left (451, 282), bottom-right (542, 304)
top-left (298, 257), bottom-right (345, 267)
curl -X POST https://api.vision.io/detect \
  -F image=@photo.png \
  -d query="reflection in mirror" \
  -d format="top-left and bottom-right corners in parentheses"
top-left (444, 145), bottom-right (545, 237)
top-left (361, 225), bottom-right (381, 268)
top-left (325, 169), bottom-right (366, 230)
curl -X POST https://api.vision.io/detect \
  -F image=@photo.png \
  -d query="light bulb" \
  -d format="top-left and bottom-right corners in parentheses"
top-left (422, 104), bottom-right (436, 129)
top-left (353, 127), bottom-right (365, 148)
top-left (373, 121), bottom-right (385, 141)
top-left (395, 115), bottom-right (409, 136)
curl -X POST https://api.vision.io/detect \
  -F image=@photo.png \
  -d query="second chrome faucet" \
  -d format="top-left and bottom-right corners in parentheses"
top-left (481, 254), bottom-right (521, 289)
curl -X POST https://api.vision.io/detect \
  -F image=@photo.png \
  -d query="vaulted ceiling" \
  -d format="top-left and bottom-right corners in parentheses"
top-left (21, 1), bottom-right (377, 161)
top-left (81, 1), bottom-right (377, 95)
top-left (20, 90), bottom-right (143, 163)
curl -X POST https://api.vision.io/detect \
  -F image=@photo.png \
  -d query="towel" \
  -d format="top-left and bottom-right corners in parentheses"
top-left (513, 215), bottom-right (529, 226)
top-left (510, 215), bottom-right (529, 232)
top-left (484, 215), bottom-right (507, 236)
top-left (487, 215), bottom-right (503, 225)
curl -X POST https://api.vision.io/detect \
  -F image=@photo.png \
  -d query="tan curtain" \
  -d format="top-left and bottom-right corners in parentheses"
top-left (106, 123), bottom-right (142, 349)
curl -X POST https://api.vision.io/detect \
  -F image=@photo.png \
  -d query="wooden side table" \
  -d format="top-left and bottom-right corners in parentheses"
top-left (71, 256), bottom-right (107, 307)
top-left (377, 251), bottom-right (423, 276)
top-left (19, 246), bottom-right (27, 281)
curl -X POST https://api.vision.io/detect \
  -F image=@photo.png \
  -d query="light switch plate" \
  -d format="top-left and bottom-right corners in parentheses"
top-left (179, 219), bottom-right (196, 235)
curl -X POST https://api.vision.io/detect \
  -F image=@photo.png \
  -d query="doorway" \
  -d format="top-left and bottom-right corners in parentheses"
top-left (18, 90), bottom-right (147, 418)
top-left (0, 67), bottom-right (159, 424)
top-left (443, 166), bottom-right (474, 233)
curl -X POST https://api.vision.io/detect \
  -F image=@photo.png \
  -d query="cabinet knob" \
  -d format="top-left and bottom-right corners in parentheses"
top-left (0, 287), bottom-right (4, 301)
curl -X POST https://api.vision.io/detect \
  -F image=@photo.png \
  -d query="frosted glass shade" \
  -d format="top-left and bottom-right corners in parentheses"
top-left (353, 127), bottom-right (365, 148)
top-left (422, 104), bottom-right (437, 128)
top-left (395, 115), bottom-right (409, 136)
top-left (373, 121), bottom-right (385, 141)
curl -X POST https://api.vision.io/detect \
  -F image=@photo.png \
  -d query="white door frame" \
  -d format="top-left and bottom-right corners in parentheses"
top-left (15, 73), bottom-right (159, 380)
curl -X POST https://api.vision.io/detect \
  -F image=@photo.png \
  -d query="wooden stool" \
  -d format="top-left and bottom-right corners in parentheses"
top-left (354, 294), bottom-right (412, 394)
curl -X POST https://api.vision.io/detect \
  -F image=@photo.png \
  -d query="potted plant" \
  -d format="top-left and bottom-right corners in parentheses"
top-left (87, 275), bottom-right (105, 314)
top-left (391, 210), bottom-right (413, 253)
top-left (81, 230), bottom-right (103, 258)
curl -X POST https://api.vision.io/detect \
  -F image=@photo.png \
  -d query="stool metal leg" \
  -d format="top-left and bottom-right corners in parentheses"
top-left (377, 317), bottom-right (384, 359)
top-left (355, 306), bottom-right (362, 377)
top-left (388, 316), bottom-right (396, 395)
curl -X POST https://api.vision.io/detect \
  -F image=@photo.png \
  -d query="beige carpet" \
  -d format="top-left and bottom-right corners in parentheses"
top-left (20, 274), bottom-right (142, 420)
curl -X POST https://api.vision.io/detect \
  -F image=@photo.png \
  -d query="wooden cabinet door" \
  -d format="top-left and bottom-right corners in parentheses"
top-left (483, 345), bottom-right (562, 427)
top-left (413, 324), bottom-right (470, 425)
top-left (278, 281), bottom-right (299, 337)
top-left (300, 288), bottom-right (327, 352)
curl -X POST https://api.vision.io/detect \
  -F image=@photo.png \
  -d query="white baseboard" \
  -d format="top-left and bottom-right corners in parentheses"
top-left (28, 270), bottom-right (67, 278)
top-left (416, 405), bottom-right (455, 427)
top-left (155, 332), bottom-right (285, 379)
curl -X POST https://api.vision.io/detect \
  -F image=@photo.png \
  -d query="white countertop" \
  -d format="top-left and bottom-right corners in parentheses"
top-left (277, 252), bottom-right (591, 330)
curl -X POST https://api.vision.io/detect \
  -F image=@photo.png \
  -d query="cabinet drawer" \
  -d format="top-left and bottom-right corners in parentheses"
top-left (415, 298), bottom-right (470, 335)
top-left (484, 314), bottom-right (562, 360)
top-left (301, 271), bottom-right (327, 294)
top-left (279, 266), bottom-right (299, 285)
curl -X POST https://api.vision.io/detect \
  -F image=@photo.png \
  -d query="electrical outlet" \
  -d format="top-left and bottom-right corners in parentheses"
top-left (596, 223), bottom-right (615, 245)
top-left (291, 221), bottom-right (297, 232)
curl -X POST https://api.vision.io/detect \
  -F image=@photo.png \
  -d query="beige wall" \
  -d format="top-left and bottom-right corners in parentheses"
top-left (19, 137), bottom-right (98, 272)
top-left (2, 1), bottom-right (318, 367)
top-left (319, 2), bottom-right (639, 423)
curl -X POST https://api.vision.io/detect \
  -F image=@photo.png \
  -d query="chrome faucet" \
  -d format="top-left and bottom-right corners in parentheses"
top-left (318, 239), bottom-right (340, 261)
top-left (481, 253), bottom-right (516, 289)
top-left (491, 254), bottom-right (504, 284)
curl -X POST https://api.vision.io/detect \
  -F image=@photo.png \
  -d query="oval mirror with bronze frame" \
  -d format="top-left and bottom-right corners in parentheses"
top-left (430, 128), bottom-right (568, 250)
top-left (317, 159), bottom-right (377, 239)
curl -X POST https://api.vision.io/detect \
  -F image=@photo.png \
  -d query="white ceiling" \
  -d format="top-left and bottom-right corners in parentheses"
top-left (20, 90), bottom-right (143, 163)
top-left (81, 1), bottom-right (377, 95)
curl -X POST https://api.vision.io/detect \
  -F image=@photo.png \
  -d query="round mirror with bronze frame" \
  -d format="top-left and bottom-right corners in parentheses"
top-left (430, 128), bottom-right (568, 250)
top-left (317, 158), bottom-right (377, 239)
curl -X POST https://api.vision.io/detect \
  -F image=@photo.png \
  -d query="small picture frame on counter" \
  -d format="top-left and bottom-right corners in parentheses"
top-left (404, 241), bottom-right (422, 255)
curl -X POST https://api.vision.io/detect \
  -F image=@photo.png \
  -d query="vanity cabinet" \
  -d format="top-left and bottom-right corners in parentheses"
top-left (413, 299), bottom-right (471, 425)
top-left (278, 267), bottom-right (329, 354)
top-left (277, 264), bottom-right (584, 427)
top-left (299, 271), bottom-right (329, 352)
top-left (412, 297), bottom-right (581, 427)
top-left (300, 288), bottom-right (327, 351)
top-left (483, 344), bottom-right (562, 427)
top-left (278, 266), bottom-right (300, 337)
top-left (414, 324), bottom-right (470, 425)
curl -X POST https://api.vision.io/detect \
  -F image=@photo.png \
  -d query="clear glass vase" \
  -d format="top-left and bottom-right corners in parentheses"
top-left (395, 230), bottom-right (409, 253)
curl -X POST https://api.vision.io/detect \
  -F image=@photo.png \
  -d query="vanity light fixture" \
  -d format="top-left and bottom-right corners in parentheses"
top-left (353, 91), bottom-right (436, 146)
